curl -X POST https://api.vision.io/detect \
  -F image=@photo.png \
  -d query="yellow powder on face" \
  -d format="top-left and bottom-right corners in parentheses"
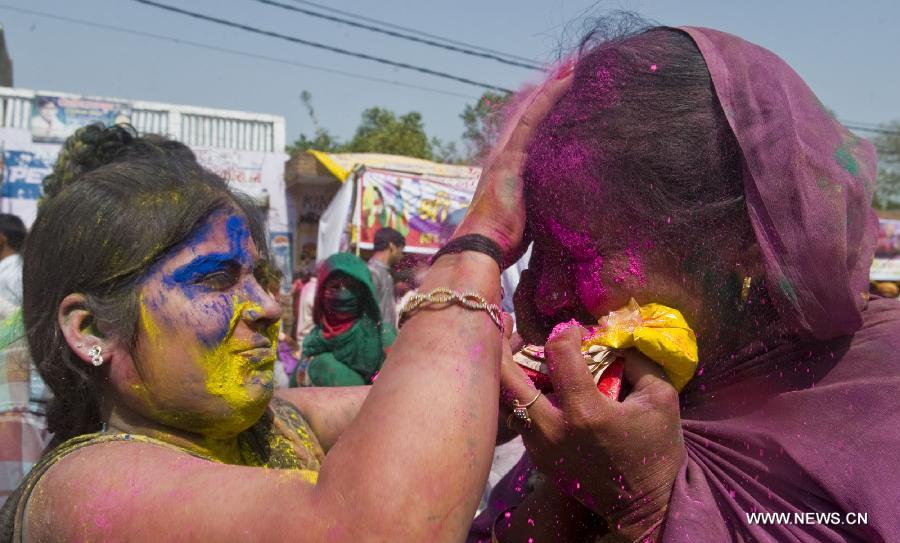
top-left (138, 294), bottom-right (277, 436)
top-left (193, 297), bottom-right (279, 433)
top-left (139, 294), bottom-right (163, 345)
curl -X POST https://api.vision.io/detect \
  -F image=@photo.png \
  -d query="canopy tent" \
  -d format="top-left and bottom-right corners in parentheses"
top-left (307, 150), bottom-right (481, 184)
top-left (314, 162), bottom-right (529, 316)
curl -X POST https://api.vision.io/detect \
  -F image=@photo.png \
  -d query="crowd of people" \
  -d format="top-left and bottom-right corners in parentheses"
top-left (0, 23), bottom-right (898, 542)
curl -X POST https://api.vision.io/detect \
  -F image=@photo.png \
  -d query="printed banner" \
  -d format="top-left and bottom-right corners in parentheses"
top-left (356, 170), bottom-right (473, 252)
top-left (30, 95), bottom-right (132, 143)
top-left (871, 218), bottom-right (900, 281)
top-left (269, 232), bottom-right (293, 294)
top-left (193, 147), bottom-right (289, 232)
top-left (1, 150), bottom-right (51, 200)
top-left (0, 144), bottom-right (59, 226)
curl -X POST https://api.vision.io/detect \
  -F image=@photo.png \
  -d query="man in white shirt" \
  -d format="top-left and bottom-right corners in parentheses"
top-left (0, 214), bottom-right (25, 306)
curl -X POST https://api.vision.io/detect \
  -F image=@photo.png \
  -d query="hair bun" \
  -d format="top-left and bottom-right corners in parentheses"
top-left (42, 123), bottom-right (138, 200)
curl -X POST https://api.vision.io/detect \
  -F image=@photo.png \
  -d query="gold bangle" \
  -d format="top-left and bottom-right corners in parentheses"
top-left (398, 287), bottom-right (502, 329)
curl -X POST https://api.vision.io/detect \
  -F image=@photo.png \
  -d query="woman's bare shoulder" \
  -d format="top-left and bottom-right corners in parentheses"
top-left (24, 440), bottom-right (321, 542)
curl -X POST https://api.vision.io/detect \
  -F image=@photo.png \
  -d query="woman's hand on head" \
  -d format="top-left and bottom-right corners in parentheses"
top-left (499, 325), bottom-right (684, 541)
top-left (454, 65), bottom-right (574, 265)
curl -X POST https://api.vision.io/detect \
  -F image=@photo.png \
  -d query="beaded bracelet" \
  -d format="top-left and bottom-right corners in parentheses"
top-left (398, 287), bottom-right (503, 330)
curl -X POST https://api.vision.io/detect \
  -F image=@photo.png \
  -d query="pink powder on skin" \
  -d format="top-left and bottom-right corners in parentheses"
top-left (533, 257), bottom-right (574, 317)
top-left (548, 319), bottom-right (587, 342)
top-left (575, 255), bottom-right (609, 312)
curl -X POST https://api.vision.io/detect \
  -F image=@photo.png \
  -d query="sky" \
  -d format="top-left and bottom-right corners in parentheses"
top-left (1, 0), bottom-right (898, 152)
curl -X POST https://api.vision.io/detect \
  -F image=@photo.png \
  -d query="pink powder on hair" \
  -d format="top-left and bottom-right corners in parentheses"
top-left (546, 217), bottom-right (595, 260)
top-left (625, 247), bottom-right (646, 285)
top-left (650, 64), bottom-right (658, 72)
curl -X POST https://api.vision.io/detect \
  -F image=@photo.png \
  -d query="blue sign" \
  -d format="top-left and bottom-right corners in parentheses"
top-left (2, 150), bottom-right (50, 200)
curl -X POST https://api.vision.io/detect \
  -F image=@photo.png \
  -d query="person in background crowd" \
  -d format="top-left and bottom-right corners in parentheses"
top-left (0, 215), bottom-right (25, 307)
top-left (294, 270), bottom-right (317, 350)
top-left (262, 265), bottom-right (295, 389)
top-left (0, 212), bottom-right (48, 508)
top-left (0, 304), bottom-right (52, 507)
top-left (289, 268), bottom-right (307, 340)
top-left (294, 253), bottom-right (396, 387)
top-left (393, 257), bottom-right (429, 325)
top-left (367, 227), bottom-right (405, 327)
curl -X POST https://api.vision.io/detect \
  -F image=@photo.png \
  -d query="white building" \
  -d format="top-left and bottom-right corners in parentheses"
top-left (0, 86), bottom-right (294, 288)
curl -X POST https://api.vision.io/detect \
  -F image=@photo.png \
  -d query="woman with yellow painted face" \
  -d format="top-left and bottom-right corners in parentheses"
top-left (0, 78), bottom-right (573, 543)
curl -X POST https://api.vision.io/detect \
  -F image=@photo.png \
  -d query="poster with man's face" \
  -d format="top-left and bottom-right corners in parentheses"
top-left (30, 95), bottom-right (132, 143)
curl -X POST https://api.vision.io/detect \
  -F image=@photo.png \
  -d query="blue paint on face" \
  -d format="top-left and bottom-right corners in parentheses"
top-left (164, 214), bottom-right (253, 292)
top-left (225, 215), bottom-right (249, 255)
top-left (152, 212), bottom-right (264, 348)
top-left (168, 254), bottom-right (240, 285)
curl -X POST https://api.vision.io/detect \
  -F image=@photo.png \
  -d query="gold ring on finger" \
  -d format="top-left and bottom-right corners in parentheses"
top-left (511, 390), bottom-right (541, 429)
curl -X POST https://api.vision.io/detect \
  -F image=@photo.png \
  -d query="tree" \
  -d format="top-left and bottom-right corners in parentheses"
top-left (285, 92), bottom-right (468, 163)
top-left (430, 137), bottom-right (463, 164)
top-left (460, 91), bottom-right (511, 162)
top-left (344, 108), bottom-right (433, 160)
top-left (873, 121), bottom-right (900, 210)
top-left (287, 90), bottom-right (344, 155)
top-left (286, 130), bottom-right (343, 155)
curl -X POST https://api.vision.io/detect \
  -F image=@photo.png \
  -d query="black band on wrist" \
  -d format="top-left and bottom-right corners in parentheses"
top-left (430, 234), bottom-right (504, 269)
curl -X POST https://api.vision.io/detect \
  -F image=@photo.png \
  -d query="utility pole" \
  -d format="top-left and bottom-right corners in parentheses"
top-left (0, 25), bottom-right (12, 87)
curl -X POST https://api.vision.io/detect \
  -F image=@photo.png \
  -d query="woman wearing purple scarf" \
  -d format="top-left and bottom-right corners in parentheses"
top-left (473, 25), bottom-right (899, 542)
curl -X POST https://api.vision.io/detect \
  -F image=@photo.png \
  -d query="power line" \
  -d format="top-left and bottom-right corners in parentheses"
top-left (0, 5), bottom-right (480, 101)
top-left (128, 0), bottom-right (514, 93)
top-left (251, 0), bottom-right (542, 71)
top-left (842, 119), bottom-right (884, 129)
top-left (838, 119), bottom-right (899, 136)
top-left (283, 0), bottom-right (541, 66)
top-left (844, 124), bottom-right (900, 136)
top-left (11, 3), bottom-right (893, 138)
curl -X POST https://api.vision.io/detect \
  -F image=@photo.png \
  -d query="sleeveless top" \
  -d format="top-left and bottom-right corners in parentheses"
top-left (0, 397), bottom-right (324, 542)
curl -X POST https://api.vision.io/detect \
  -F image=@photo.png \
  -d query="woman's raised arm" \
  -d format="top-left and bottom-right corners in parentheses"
top-left (24, 71), bottom-right (573, 543)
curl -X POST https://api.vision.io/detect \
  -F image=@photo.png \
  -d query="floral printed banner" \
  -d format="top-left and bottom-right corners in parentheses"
top-left (356, 169), bottom-right (473, 253)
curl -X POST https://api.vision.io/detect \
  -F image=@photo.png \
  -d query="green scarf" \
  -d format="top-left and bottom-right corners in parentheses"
top-left (296, 253), bottom-right (397, 386)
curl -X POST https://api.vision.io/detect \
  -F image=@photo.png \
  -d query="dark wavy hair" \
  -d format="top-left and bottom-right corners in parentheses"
top-left (24, 124), bottom-right (269, 441)
top-left (525, 24), bottom-right (752, 253)
top-left (518, 21), bottom-right (771, 340)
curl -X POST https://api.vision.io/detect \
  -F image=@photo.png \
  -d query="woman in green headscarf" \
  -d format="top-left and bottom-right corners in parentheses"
top-left (292, 253), bottom-right (396, 387)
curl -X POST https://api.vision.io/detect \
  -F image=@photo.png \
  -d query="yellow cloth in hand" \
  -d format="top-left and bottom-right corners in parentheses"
top-left (583, 299), bottom-right (698, 391)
